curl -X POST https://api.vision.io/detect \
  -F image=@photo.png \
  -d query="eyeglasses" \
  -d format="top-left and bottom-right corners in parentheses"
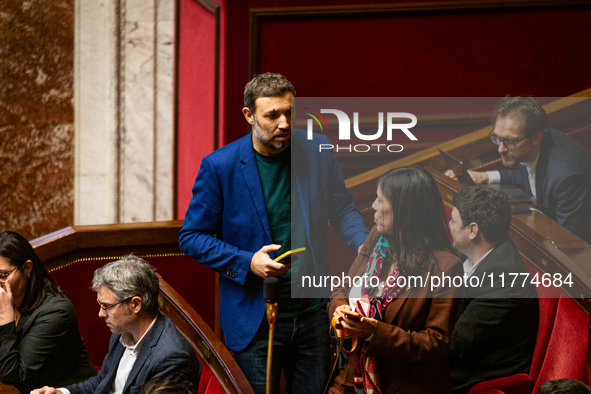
top-left (0, 267), bottom-right (18, 280)
top-left (97, 297), bottom-right (133, 311)
top-left (489, 132), bottom-right (528, 150)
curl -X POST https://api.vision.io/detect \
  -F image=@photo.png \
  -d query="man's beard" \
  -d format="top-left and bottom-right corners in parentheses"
top-left (253, 118), bottom-right (290, 151)
top-left (500, 153), bottom-right (517, 167)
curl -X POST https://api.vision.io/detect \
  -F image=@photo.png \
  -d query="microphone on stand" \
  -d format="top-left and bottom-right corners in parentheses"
top-left (263, 277), bottom-right (280, 394)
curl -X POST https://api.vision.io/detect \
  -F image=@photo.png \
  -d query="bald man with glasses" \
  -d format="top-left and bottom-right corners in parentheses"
top-left (446, 96), bottom-right (591, 244)
top-left (32, 255), bottom-right (201, 394)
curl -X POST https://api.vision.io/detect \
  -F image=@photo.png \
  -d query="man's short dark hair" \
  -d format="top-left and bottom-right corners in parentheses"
top-left (453, 186), bottom-right (511, 246)
top-left (244, 73), bottom-right (296, 113)
top-left (491, 96), bottom-right (550, 138)
top-left (537, 379), bottom-right (591, 394)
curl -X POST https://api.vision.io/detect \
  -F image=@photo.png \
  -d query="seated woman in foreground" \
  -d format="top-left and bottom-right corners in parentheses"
top-left (0, 231), bottom-right (96, 393)
top-left (328, 166), bottom-right (464, 394)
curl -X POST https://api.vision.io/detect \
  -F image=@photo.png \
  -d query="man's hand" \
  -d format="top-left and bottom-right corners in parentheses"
top-left (0, 280), bottom-right (15, 325)
top-left (444, 169), bottom-right (489, 185)
top-left (249, 244), bottom-right (292, 278)
top-left (467, 170), bottom-right (489, 185)
top-left (30, 387), bottom-right (63, 394)
top-left (444, 169), bottom-right (456, 179)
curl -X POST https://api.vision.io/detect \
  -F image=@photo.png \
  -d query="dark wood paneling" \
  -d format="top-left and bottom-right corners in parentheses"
top-left (249, 0), bottom-right (591, 79)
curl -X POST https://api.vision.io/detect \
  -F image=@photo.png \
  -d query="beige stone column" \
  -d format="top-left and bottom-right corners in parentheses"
top-left (74, 0), bottom-right (174, 225)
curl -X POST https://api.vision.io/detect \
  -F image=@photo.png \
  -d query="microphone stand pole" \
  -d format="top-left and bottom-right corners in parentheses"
top-left (263, 277), bottom-right (280, 394)
top-left (266, 300), bottom-right (278, 394)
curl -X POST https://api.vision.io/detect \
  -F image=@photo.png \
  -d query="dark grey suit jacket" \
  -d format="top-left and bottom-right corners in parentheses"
top-left (500, 128), bottom-right (591, 244)
top-left (65, 313), bottom-right (201, 394)
top-left (448, 238), bottom-right (539, 394)
top-left (0, 293), bottom-right (96, 393)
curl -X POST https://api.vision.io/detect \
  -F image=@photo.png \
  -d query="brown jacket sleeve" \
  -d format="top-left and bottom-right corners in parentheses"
top-left (365, 252), bottom-right (463, 362)
top-left (327, 228), bottom-right (378, 319)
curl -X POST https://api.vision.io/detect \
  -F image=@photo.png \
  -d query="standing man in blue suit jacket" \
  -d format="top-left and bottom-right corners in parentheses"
top-left (31, 255), bottom-right (201, 394)
top-left (446, 96), bottom-right (591, 244)
top-left (179, 73), bottom-right (368, 394)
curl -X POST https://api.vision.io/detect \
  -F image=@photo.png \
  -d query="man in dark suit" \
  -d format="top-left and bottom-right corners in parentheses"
top-left (448, 186), bottom-right (539, 394)
top-left (446, 96), bottom-right (591, 244)
top-left (179, 73), bottom-right (368, 394)
top-left (31, 255), bottom-right (201, 394)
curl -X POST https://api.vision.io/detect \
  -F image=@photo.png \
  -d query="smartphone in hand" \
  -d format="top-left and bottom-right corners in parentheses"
top-left (341, 310), bottom-right (362, 321)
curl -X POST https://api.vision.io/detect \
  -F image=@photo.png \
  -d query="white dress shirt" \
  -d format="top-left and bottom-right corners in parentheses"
top-left (59, 315), bottom-right (158, 394)
top-left (111, 316), bottom-right (158, 394)
top-left (463, 248), bottom-right (494, 279)
top-left (486, 152), bottom-right (540, 199)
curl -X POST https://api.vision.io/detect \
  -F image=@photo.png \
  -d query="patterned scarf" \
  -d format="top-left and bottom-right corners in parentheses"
top-left (353, 234), bottom-right (405, 394)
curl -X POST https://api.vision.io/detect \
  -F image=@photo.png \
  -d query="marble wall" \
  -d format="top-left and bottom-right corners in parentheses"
top-left (121, 0), bottom-right (175, 223)
top-left (0, 0), bottom-right (75, 240)
top-left (0, 0), bottom-right (176, 240)
top-left (75, 0), bottom-right (175, 225)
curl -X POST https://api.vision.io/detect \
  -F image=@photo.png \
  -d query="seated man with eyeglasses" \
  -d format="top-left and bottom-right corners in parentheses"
top-left (31, 255), bottom-right (201, 394)
top-left (445, 96), bottom-right (591, 244)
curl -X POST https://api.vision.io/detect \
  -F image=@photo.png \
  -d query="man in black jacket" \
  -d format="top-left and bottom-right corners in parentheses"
top-left (448, 186), bottom-right (539, 394)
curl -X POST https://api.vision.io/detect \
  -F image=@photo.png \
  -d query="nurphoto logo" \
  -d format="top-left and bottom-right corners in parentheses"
top-left (303, 107), bottom-right (418, 153)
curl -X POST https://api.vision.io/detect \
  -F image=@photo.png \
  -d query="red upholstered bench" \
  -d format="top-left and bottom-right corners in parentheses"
top-left (468, 260), bottom-right (587, 394)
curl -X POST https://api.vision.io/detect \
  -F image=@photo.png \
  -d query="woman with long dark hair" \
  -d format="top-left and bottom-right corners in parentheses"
top-left (0, 231), bottom-right (96, 393)
top-left (327, 167), bottom-right (463, 394)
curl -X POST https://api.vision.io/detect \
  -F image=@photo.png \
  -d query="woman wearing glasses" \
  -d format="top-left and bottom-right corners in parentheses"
top-left (0, 231), bottom-right (96, 393)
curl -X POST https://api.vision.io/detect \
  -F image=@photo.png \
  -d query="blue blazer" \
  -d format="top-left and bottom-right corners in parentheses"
top-left (65, 313), bottom-right (201, 394)
top-left (499, 128), bottom-right (591, 244)
top-left (179, 130), bottom-right (368, 351)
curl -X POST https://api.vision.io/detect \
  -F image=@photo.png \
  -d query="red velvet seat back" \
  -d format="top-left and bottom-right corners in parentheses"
top-left (522, 259), bottom-right (562, 383)
top-left (197, 364), bottom-right (225, 394)
top-left (532, 294), bottom-right (589, 393)
top-left (529, 296), bottom-right (560, 382)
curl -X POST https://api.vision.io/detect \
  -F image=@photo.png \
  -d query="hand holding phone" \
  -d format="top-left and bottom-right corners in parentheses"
top-left (273, 247), bottom-right (306, 264)
top-left (341, 309), bottom-right (362, 321)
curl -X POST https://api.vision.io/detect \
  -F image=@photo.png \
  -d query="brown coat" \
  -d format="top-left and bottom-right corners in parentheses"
top-left (327, 227), bottom-right (463, 394)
